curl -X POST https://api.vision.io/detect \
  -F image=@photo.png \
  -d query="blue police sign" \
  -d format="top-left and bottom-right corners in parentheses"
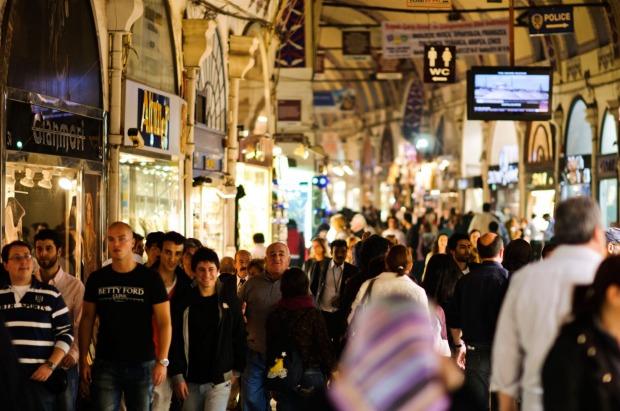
top-left (529, 6), bottom-right (574, 36)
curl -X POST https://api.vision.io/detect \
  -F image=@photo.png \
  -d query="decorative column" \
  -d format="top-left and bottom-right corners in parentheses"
top-left (608, 98), bottom-right (620, 223)
top-left (224, 35), bottom-right (258, 254)
top-left (480, 121), bottom-right (494, 203)
top-left (586, 102), bottom-right (599, 200)
top-left (226, 35), bottom-right (259, 181)
top-left (552, 106), bottom-right (564, 206)
top-left (515, 121), bottom-right (528, 218)
top-left (182, 19), bottom-right (216, 237)
top-left (106, 0), bottom-right (143, 224)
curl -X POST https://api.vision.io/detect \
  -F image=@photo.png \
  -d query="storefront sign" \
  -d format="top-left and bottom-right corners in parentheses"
top-left (137, 88), bottom-right (170, 150)
top-left (376, 54), bottom-right (402, 80)
top-left (528, 171), bottom-right (554, 187)
top-left (381, 18), bottom-right (509, 58)
top-left (487, 163), bottom-right (519, 186)
top-left (597, 154), bottom-right (618, 180)
top-left (562, 155), bottom-right (591, 185)
top-left (124, 80), bottom-right (183, 156)
top-left (193, 152), bottom-right (223, 172)
top-left (342, 30), bottom-right (372, 62)
top-left (488, 149), bottom-right (518, 186)
top-left (277, 99), bottom-right (302, 122)
top-left (6, 100), bottom-right (103, 161)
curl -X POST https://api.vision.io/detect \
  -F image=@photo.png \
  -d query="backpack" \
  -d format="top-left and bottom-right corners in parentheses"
top-left (265, 311), bottom-right (308, 392)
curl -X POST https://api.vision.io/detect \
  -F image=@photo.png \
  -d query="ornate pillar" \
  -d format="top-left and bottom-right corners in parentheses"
top-left (515, 121), bottom-right (528, 218)
top-left (608, 99), bottom-right (620, 223)
top-left (552, 106), bottom-right (564, 206)
top-left (106, 0), bottom-right (144, 224)
top-left (480, 121), bottom-right (493, 203)
top-left (586, 102), bottom-right (599, 200)
top-left (182, 19), bottom-right (216, 237)
top-left (225, 35), bottom-right (258, 254)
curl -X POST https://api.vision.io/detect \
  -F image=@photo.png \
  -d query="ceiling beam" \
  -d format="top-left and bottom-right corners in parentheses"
top-left (322, 1), bottom-right (607, 14)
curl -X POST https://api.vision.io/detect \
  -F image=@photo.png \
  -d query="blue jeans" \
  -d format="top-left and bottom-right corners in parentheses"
top-left (91, 358), bottom-right (155, 411)
top-left (275, 368), bottom-right (326, 411)
top-left (240, 349), bottom-right (271, 411)
top-left (57, 365), bottom-right (79, 411)
top-left (28, 379), bottom-right (57, 411)
top-left (465, 345), bottom-right (497, 411)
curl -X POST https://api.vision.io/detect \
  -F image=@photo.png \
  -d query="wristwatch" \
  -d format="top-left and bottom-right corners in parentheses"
top-left (44, 360), bottom-right (57, 370)
top-left (158, 358), bottom-right (169, 367)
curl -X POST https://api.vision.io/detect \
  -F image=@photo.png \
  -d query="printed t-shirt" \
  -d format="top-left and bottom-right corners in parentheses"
top-left (84, 263), bottom-right (168, 362)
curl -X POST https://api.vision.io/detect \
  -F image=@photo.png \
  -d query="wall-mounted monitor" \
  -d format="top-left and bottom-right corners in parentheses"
top-left (467, 66), bottom-right (553, 121)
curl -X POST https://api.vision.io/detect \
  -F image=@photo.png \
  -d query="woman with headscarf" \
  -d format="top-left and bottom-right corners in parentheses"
top-left (265, 268), bottom-right (335, 411)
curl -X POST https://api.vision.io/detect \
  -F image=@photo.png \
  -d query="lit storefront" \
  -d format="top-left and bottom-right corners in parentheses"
top-left (598, 110), bottom-right (618, 228)
top-left (237, 136), bottom-right (273, 250)
top-left (524, 122), bottom-right (556, 218)
top-left (2, 0), bottom-right (105, 280)
top-left (560, 99), bottom-right (592, 199)
top-left (120, 81), bottom-right (184, 235)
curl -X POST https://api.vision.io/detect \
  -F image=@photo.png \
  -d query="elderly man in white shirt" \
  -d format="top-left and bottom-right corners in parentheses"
top-left (491, 197), bottom-right (606, 411)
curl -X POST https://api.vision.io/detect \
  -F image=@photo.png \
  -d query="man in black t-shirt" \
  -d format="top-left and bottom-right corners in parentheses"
top-left (79, 222), bottom-right (171, 411)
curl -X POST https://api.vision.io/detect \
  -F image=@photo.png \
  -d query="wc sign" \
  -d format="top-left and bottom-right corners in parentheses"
top-left (423, 45), bottom-right (456, 83)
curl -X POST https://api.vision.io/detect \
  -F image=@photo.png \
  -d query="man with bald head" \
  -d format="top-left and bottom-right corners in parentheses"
top-left (79, 222), bottom-right (172, 411)
top-left (239, 242), bottom-right (290, 411)
top-left (448, 233), bottom-right (509, 411)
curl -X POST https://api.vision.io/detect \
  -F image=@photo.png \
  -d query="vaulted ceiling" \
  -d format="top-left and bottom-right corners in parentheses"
top-left (313, 0), bottom-right (619, 136)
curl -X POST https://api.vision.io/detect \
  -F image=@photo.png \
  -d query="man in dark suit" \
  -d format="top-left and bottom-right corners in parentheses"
top-left (309, 239), bottom-right (357, 355)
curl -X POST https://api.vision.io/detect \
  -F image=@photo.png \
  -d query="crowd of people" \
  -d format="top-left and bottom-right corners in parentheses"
top-left (0, 196), bottom-right (619, 411)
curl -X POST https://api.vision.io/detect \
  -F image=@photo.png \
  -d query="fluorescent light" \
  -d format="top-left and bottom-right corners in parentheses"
top-left (257, 115), bottom-right (268, 123)
top-left (333, 166), bottom-right (344, 177)
top-left (343, 164), bottom-right (353, 175)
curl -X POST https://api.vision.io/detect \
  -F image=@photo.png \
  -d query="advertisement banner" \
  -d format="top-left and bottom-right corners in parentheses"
top-left (382, 18), bottom-right (509, 59)
top-left (342, 30), bottom-right (372, 62)
top-left (313, 90), bottom-right (356, 112)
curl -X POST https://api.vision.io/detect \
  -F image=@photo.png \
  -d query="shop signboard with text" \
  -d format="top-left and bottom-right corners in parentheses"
top-left (5, 99), bottom-right (103, 162)
top-left (124, 80), bottom-right (183, 156)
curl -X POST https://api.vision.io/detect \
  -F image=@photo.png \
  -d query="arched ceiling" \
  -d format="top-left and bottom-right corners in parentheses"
top-left (314, 0), bottom-right (619, 138)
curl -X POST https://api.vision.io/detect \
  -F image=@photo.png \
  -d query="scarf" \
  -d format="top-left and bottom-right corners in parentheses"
top-left (277, 295), bottom-right (315, 310)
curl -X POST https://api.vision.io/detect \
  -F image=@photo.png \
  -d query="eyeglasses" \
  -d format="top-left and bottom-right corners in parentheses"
top-left (7, 254), bottom-right (33, 262)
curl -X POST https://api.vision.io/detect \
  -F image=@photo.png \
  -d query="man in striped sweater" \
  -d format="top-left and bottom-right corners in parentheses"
top-left (0, 240), bottom-right (74, 410)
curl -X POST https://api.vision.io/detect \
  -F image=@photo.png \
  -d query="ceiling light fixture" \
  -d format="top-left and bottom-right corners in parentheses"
top-left (38, 170), bottom-right (53, 189)
top-left (20, 168), bottom-right (35, 188)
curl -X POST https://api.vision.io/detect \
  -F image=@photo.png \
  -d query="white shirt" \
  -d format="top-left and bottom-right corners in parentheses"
top-left (490, 245), bottom-right (602, 411)
top-left (348, 271), bottom-right (429, 324)
top-left (102, 253), bottom-right (145, 267)
top-left (468, 212), bottom-right (499, 234)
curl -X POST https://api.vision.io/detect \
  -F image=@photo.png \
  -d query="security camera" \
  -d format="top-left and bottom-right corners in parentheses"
top-left (127, 128), bottom-right (144, 148)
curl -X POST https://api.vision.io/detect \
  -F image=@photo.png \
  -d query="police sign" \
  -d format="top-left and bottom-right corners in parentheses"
top-left (529, 6), bottom-right (574, 36)
top-left (423, 45), bottom-right (456, 83)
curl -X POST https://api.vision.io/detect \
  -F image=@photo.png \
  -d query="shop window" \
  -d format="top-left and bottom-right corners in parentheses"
top-left (566, 99), bottom-right (592, 156)
top-left (600, 179), bottom-right (618, 228)
top-left (4, 164), bottom-right (96, 279)
top-left (600, 110), bottom-right (617, 155)
top-left (197, 29), bottom-right (227, 133)
top-left (127, 0), bottom-right (177, 94)
top-left (120, 154), bottom-right (181, 236)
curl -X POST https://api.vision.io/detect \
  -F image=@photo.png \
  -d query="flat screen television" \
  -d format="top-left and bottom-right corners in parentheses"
top-left (467, 66), bottom-right (553, 121)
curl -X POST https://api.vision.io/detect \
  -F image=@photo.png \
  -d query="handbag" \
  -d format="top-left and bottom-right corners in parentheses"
top-left (43, 368), bottom-right (68, 395)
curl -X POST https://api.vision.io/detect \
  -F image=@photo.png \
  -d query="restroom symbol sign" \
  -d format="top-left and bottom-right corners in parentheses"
top-left (424, 45), bottom-right (456, 83)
